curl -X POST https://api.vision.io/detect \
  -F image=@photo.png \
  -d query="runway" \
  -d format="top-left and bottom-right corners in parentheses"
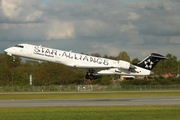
top-left (0, 97), bottom-right (180, 107)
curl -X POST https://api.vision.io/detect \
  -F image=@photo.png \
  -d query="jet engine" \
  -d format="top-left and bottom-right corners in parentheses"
top-left (116, 60), bottom-right (131, 69)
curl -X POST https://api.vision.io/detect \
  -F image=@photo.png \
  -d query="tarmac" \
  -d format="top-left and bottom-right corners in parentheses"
top-left (0, 96), bottom-right (180, 107)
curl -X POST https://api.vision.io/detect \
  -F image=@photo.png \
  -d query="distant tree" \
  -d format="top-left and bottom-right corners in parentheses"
top-left (5, 54), bottom-right (21, 68)
top-left (116, 51), bottom-right (130, 62)
top-left (103, 55), bottom-right (109, 59)
top-left (152, 60), bottom-right (164, 74)
top-left (100, 76), bottom-right (111, 85)
top-left (15, 60), bottom-right (41, 85)
top-left (152, 53), bottom-right (178, 75)
top-left (131, 58), bottom-right (140, 64)
top-left (0, 52), bottom-right (22, 85)
top-left (90, 53), bottom-right (101, 57)
top-left (108, 56), bottom-right (117, 60)
top-left (166, 53), bottom-right (178, 74)
top-left (0, 53), bottom-right (10, 85)
top-left (177, 60), bottom-right (180, 74)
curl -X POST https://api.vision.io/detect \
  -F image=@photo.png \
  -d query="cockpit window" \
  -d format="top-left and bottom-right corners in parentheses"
top-left (15, 45), bottom-right (24, 48)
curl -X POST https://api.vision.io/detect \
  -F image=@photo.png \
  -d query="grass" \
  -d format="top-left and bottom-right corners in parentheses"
top-left (0, 91), bottom-right (180, 100)
top-left (0, 106), bottom-right (180, 120)
top-left (0, 91), bottom-right (180, 120)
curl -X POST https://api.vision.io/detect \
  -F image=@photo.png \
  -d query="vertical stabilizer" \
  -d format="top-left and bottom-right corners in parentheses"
top-left (135, 53), bottom-right (166, 70)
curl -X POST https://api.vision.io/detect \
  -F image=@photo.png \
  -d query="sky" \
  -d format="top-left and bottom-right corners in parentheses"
top-left (0, 0), bottom-right (180, 60)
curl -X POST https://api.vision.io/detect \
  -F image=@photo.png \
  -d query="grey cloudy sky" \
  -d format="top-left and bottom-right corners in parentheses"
top-left (0, 0), bottom-right (180, 60)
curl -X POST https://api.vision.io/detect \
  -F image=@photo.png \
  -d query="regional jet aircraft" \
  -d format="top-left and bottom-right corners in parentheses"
top-left (4, 44), bottom-right (166, 79)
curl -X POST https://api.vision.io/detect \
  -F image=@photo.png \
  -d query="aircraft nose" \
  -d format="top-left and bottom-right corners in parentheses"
top-left (4, 48), bottom-right (11, 53)
top-left (4, 48), bottom-right (8, 52)
top-left (4, 48), bottom-right (13, 56)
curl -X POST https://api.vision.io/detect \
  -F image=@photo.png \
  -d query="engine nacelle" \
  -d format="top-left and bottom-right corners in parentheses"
top-left (116, 60), bottom-right (130, 69)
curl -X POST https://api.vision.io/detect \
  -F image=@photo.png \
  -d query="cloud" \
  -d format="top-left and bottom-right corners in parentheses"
top-left (0, 23), bottom-right (46, 41)
top-left (127, 12), bottom-right (140, 20)
top-left (46, 20), bottom-right (74, 40)
top-left (118, 22), bottom-right (136, 33)
top-left (2, 0), bottom-right (23, 18)
top-left (74, 19), bottom-right (116, 39)
top-left (1, 0), bottom-right (43, 23)
top-left (169, 36), bottom-right (180, 44)
top-left (1, 0), bottom-right (180, 60)
top-left (136, 0), bottom-right (180, 37)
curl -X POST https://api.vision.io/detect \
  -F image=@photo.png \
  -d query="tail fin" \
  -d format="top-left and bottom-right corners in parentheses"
top-left (134, 53), bottom-right (166, 70)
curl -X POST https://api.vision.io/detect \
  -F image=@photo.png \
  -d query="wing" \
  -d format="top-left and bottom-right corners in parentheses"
top-left (73, 65), bottom-right (115, 73)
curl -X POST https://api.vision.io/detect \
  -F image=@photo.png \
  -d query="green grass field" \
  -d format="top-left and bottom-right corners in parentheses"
top-left (0, 91), bottom-right (180, 100)
top-left (0, 91), bottom-right (180, 120)
top-left (0, 106), bottom-right (180, 120)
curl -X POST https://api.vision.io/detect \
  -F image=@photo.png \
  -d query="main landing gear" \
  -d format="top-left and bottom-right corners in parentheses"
top-left (85, 71), bottom-right (102, 80)
top-left (85, 72), bottom-right (94, 80)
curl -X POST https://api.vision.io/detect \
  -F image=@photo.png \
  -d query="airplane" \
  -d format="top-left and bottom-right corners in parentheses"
top-left (4, 43), bottom-right (166, 80)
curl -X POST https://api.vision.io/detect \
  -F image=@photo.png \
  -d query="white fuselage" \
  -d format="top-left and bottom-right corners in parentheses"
top-left (4, 44), bottom-right (151, 76)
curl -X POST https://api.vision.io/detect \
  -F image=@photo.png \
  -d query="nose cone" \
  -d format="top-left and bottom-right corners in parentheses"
top-left (4, 48), bottom-right (9, 53)
top-left (4, 48), bottom-right (13, 56)
top-left (4, 48), bottom-right (12, 53)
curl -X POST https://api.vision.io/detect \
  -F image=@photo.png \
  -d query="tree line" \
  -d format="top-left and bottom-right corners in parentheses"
top-left (0, 51), bottom-right (180, 86)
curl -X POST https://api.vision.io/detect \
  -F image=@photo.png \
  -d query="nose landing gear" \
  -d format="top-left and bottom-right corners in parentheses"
top-left (12, 56), bottom-right (16, 62)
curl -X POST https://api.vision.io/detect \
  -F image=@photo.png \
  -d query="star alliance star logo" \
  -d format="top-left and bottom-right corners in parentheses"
top-left (144, 59), bottom-right (154, 69)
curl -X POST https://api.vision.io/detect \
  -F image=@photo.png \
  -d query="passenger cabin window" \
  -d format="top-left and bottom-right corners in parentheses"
top-left (15, 45), bottom-right (24, 48)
